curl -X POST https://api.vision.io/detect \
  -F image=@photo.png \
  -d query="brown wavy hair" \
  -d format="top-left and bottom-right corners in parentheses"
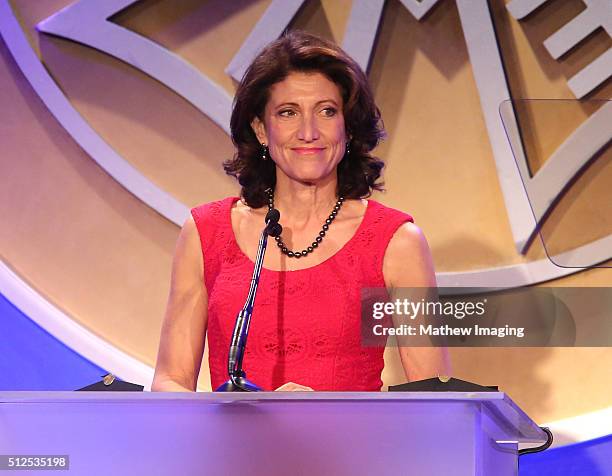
top-left (224, 30), bottom-right (385, 208)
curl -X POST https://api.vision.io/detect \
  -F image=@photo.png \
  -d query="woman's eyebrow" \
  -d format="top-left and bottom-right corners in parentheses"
top-left (274, 99), bottom-right (340, 109)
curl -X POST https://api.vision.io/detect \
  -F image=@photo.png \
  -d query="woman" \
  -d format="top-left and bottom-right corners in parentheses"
top-left (152, 31), bottom-right (450, 392)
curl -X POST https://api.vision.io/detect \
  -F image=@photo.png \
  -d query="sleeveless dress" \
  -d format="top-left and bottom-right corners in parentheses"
top-left (191, 197), bottom-right (413, 391)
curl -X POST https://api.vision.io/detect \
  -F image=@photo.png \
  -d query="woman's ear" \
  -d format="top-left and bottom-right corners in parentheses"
top-left (251, 116), bottom-right (267, 145)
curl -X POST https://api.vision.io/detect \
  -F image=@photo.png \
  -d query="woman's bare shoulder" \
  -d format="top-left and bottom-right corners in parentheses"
top-left (389, 221), bottom-right (427, 251)
top-left (179, 215), bottom-right (201, 248)
top-left (383, 221), bottom-right (436, 288)
top-left (169, 216), bottom-right (204, 284)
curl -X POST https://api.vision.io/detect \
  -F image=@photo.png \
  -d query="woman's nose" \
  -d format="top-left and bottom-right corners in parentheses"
top-left (297, 114), bottom-right (320, 142)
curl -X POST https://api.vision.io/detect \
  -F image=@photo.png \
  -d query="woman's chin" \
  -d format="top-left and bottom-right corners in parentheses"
top-left (279, 165), bottom-right (336, 185)
top-left (288, 172), bottom-right (332, 186)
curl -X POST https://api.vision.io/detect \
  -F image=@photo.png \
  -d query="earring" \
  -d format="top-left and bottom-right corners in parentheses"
top-left (261, 143), bottom-right (269, 161)
top-left (345, 140), bottom-right (351, 156)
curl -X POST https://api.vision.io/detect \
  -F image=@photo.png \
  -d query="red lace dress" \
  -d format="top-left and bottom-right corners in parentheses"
top-left (191, 197), bottom-right (413, 391)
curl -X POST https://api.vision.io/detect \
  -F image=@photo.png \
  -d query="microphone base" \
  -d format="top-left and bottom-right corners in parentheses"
top-left (215, 375), bottom-right (262, 392)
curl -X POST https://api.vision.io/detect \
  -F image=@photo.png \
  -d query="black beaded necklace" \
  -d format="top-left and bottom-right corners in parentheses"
top-left (266, 188), bottom-right (345, 259)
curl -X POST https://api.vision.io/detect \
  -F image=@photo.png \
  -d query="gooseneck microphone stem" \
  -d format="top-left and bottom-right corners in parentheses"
top-left (216, 209), bottom-right (281, 392)
top-left (229, 229), bottom-right (267, 385)
top-left (246, 229), bottom-right (268, 311)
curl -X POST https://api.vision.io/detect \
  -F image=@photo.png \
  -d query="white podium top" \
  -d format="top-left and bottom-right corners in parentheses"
top-left (0, 390), bottom-right (547, 443)
top-left (0, 391), bottom-right (548, 475)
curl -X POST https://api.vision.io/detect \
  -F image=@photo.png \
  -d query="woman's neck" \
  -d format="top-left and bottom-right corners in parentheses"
top-left (272, 173), bottom-right (339, 229)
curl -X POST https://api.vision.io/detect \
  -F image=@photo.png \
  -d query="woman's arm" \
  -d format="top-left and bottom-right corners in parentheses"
top-left (151, 216), bottom-right (208, 392)
top-left (382, 222), bottom-right (452, 382)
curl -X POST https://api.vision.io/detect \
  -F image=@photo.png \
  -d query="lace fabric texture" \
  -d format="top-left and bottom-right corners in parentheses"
top-left (191, 197), bottom-right (413, 391)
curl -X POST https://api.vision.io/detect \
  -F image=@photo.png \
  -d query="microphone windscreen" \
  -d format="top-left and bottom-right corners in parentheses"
top-left (265, 208), bottom-right (280, 225)
top-left (267, 223), bottom-right (283, 237)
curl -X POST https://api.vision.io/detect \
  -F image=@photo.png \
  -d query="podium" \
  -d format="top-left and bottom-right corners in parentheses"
top-left (0, 391), bottom-right (547, 475)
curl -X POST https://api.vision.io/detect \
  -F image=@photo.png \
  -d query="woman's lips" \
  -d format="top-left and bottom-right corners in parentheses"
top-left (291, 147), bottom-right (325, 155)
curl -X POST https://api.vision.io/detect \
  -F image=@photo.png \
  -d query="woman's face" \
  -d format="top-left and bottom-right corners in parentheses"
top-left (252, 71), bottom-right (347, 186)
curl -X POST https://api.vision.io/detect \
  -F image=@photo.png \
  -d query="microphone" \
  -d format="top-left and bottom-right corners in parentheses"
top-left (265, 208), bottom-right (280, 225)
top-left (216, 207), bottom-right (282, 392)
top-left (265, 208), bottom-right (282, 237)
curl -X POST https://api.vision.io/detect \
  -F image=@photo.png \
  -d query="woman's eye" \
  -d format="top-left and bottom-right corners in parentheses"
top-left (321, 107), bottom-right (337, 117)
top-left (278, 109), bottom-right (296, 117)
